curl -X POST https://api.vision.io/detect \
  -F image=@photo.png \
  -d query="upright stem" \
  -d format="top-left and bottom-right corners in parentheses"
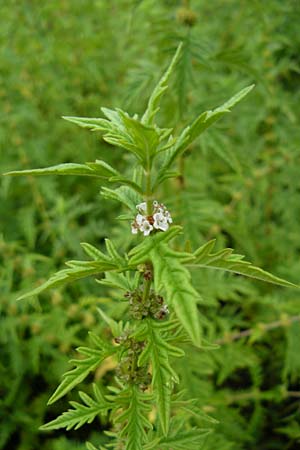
top-left (145, 167), bottom-right (152, 215)
top-left (143, 160), bottom-right (153, 303)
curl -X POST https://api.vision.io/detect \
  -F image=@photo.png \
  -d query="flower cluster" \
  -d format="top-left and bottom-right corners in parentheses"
top-left (125, 288), bottom-right (169, 321)
top-left (114, 333), bottom-right (151, 388)
top-left (131, 201), bottom-right (172, 236)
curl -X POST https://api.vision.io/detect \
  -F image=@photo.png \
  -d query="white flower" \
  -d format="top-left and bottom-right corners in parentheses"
top-left (136, 213), bottom-right (145, 226)
top-left (165, 210), bottom-right (173, 223)
top-left (131, 224), bottom-right (138, 234)
top-left (153, 212), bottom-right (169, 231)
top-left (136, 202), bottom-right (147, 213)
top-left (131, 213), bottom-right (146, 235)
top-left (140, 219), bottom-right (153, 236)
top-left (131, 200), bottom-right (172, 235)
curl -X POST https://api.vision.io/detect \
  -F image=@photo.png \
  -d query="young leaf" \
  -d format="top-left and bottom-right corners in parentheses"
top-left (98, 271), bottom-right (139, 292)
top-left (62, 115), bottom-right (109, 131)
top-left (40, 384), bottom-right (110, 431)
top-left (142, 43), bottom-right (183, 126)
top-left (64, 110), bottom-right (156, 167)
top-left (156, 84), bottom-right (255, 178)
top-left (117, 110), bottom-right (160, 161)
top-left (187, 239), bottom-right (299, 288)
top-left (86, 159), bottom-right (120, 177)
top-left (80, 243), bottom-right (112, 262)
top-left (105, 239), bottom-right (126, 267)
top-left (101, 185), bottom-right (141, 211)
top-left (109, 175), bottom-right (143, 194)
top-left (48, 333), bottom-right (114, 405)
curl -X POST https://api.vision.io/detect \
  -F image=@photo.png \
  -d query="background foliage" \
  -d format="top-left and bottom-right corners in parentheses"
top-left (1, 1), bottom-right (300, 449)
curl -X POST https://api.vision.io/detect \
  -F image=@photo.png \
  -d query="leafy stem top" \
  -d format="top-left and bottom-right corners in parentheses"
top-left (5, 43), bottom-right (255, 209)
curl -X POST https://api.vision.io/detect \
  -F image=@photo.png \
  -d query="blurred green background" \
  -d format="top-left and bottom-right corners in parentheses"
top-left (1, 1), bottom-right (300, 449)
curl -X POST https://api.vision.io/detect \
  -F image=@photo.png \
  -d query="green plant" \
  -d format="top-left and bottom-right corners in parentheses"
top-left (5, 44), bottom-right (298, 450)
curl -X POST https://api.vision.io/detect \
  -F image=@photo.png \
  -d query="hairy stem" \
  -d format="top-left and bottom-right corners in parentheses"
top-left (144, 168), bottom-right (152, 215)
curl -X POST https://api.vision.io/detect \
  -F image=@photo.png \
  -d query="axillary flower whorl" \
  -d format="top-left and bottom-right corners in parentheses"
top-left (131, 201), bottom-right (172, 236)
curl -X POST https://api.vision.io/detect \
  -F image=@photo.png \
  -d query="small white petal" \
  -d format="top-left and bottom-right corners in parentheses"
top-left (153, 212), bottom-right (164, 221)
top-left (158, 222), bottom-right (169, 231)
top-left (153, 212), bottom-right (169, 231)
top-left (136, 202), bottom-right (147, 213)
top-left (165, 211), bottom-right (173, 223)
top-left (140, 219), bottom-right (153, 236)
top-left (131, 226), bottom-right (138, 234)
top-left (143, 227), bottom-right (153, 236)
top-left (136, 213), bottom-right (145, 226)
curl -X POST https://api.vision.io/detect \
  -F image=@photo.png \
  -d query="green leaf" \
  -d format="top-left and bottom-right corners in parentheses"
top-left (64, 110), bottom-right (158, 167)
top-left (101, 185), bottom-right (141, 210)
top-left (183, 84), bottom-right (255, 150)
top-left (151, 244), bottom-right (202, 346)
top-left (40, 384), bottom-right (110, 430)
top-left (98, 271), bottom-right (139, 292)
top-left (138, 320), bottom-right (182, 435)
top-left (105, 239), bottom-right (126, 267)
top-left (80, 243), bottom-right (112, 262)
top-left (142, 43), bottom-right (183, 125)
top-left (17, 240), bottom-right (124, 301)
top-left (157, 84), bottom-right (254, 178)
top-left (129, 230), bottom-right (201, 346)
top-left (5, 160), bottom-right (120, 180)
top-left (86, 160), bottom-right (120, 177)
top-left (86, 442), bottom-right (99, 450)
top-left (113, 386), bottom-right (152, 450)
top-left (158, 428), bottom-right (212, 449)
top-left (109, 175), bottom-right (143, 194)
top-left (17, 260), bottom-right (118, 301)
top-left (97, 307), bottom-right (122, 338)
top-left (48, 333), bottom-right (114, 405)
top-left (5, 163), bottom-right (96, 177)
top-left (187, 239), bottom-right (298, 288)
top-left (62, 115), bottom-right (109, 130)
top-left (118, 110), bottom-right (160, 161)
top-left (128, 226), bottom-right (183, 266)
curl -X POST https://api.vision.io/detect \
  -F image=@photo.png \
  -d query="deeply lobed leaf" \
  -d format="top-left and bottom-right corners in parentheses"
top-left (40, 384), bottom-right (110, 430)
top-left (112, 386), bottom-right (152, 450)
top-left (138, 319), bottom-right (183, 435)
top-left (17, 240), bottom-right (126, 301)
top-left (47, 333), bottom-right (115, 405)
top-left (187, 239), bottom-right (299, 288)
